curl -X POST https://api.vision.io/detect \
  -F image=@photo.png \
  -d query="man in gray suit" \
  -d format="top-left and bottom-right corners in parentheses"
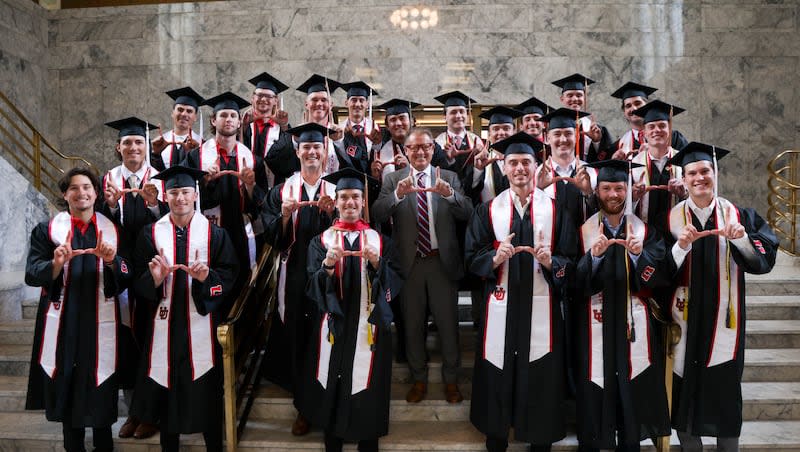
top-left (372, 127), bottom-right (474, 404)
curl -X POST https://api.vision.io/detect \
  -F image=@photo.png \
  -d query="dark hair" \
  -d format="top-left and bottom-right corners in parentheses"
top-left (56, 167), bottom-right (101, 210)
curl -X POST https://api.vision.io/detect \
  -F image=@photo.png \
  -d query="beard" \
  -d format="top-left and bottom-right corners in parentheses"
top-left (598, 197), bottom-right (625, 215)
top-left (217, 126), bottom-right (239, 137)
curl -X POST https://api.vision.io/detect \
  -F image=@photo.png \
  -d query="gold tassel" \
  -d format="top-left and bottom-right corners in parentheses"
top-left (328, 331), bottom-right (334, 345)
top-left (727, 299), bottom-right (737, 329)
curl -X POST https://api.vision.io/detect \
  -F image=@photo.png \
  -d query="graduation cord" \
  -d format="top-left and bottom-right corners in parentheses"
top-left (598, 212), bottom-right (636, 342)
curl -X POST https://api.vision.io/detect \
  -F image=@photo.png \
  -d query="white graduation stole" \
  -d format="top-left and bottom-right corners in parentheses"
top-left (199, 139), bottom-right (257, 270)
top-left (483, 189), bottom-right (554, 370)
top-left (480, 158), bottom-right (505, 203)
top-left (579, 213), bottom-right (651, 388)
top-left (316, 228), bottom-right (383, 395)
top-left (669, 198), bottom-right (741, 378)
top-left (160, 130), bottom-right (202, 169)
top-left (103, 165), bottom-right (164, 225)
top-left (275, 173), bottom-right (335, 321)
top-left (41, 212), bottom-right (118, 386)
top-left (631, 147), bottom-right (683, 220)
top-left (148, 213), bottom-right (215, 388)
top-left (250, 120), bottom-right (281, 187)
top-left (377, 140), bottom-right (403, 179)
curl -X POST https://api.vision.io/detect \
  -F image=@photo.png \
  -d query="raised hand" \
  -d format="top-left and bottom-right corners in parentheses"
top-left (585, 114), bottom-right (602, 142)
top-left (148, 248), bottom-right (171, 287)
top-left (368, 124), bottom-right (382, 143)
top-left (323, 231), bottom-right (345, 269)
top-left (573, 163), bottom-right (593, 196)
top-left (533, 229), bottom-right (552, 269)
top-left (370, 159), bottom-right (384, 179)
top-left (104, 174), bottom-right (123, 208)
top-left (591, 223), bottom-right (610, 257)
top-left (632, 172), bottom-right (646, 202)
top-left (721, 221), bottom-right (746, 240)
top-left (274, 109), bottom-right (289, 128)
top-left (151, 124), bottom-right (167, 153)
top-left (141, 182), bottom-right (160, 207)
top-left (677, 224), bottom-right (706, 250)
top-left (668, 178), bottom-right (687, 198)
top-left (53, 228), bottom-right (74, 269)
top-left (281, 185), bottom-right (300, 218)
top-left (395, 173), bottom-right (416, 198)
top-left (536, 158), bottom-right (555, 190)
top-left (362, 233), bottom-right (380, 268)
top-left (393, 152), bottom-right (409, 170)
top-left (239, 159), bottom-right (256, 189)
top-left (429, 167), bottom-right (454, 197)
top-left (317, 194), bottom-right (335, 215)
top-left (493, 232), bottom-right (516, 269)
top-left (472, 144), bottom-right (490, 171)
top-left (329, 124), bottom-right (344, 141)
top-left (624, 223), bottom-right (642, 255)
top-left (183, 135), bottom-right (199, 150)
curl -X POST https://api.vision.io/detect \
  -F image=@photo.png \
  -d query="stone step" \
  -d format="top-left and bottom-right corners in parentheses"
top-left (0, 411), bottom-right (797, 451)
top-left (0, 320), bottom-right (34, 346)
top-left (21, 299), bottom-right (37, 321)
top-left (743, 349), bottom-right (800, 382)
top-left (0, 345), bottom-right (30, 377)
top-left (748, 296), bottom-right (800, 320)
top-left (747, 320), bottom-right (800, 349)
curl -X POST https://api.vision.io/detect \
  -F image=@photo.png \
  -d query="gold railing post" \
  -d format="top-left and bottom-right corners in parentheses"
top-left (217, 324), bottom-right (238, 452)
top-left (791, 153), bottom-right (798, 254)
top-left (33, 132), bottom-right (42, 190)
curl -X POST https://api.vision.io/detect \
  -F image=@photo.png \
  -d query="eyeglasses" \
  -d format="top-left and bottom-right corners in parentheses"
top-left (405, 143), bottom-right (433, 152)
top-left (253, 92), bottom-right (277, 100)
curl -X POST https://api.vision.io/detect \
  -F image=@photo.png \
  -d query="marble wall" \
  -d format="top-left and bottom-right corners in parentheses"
top-left (0, 0), bottom-right (798, 212)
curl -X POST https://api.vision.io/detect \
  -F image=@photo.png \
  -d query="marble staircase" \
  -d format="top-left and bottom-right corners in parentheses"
top-left (0, 254), bottom-right (799, 450)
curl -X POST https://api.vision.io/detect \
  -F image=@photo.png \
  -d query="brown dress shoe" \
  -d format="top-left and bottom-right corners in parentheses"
top-left (291, 413), bottom-right (310, 436)
top-left (405, 381), bottom-right (427, 403)
top-left (445, 383), bottom-right (463, 404)
top-left (133, 422), bottom-right (158, 439)
top-left (118, 416), bottom-right (138, 438)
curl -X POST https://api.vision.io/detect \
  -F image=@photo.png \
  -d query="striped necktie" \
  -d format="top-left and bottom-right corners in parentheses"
top-left (416, 172), bottom-right (432, 256)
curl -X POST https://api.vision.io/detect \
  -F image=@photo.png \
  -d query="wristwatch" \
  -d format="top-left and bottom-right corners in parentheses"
top-left (322, 262), bottom-right (335, 270)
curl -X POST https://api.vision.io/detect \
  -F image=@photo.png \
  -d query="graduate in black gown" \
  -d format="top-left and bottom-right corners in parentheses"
top-left (336, 81), bottom-right (383, 175)
top-left (131, 165), bottom-right (239, 452)
top-left (464, 133), bottom-right (577, 452)
top-left (551, 73), bottom-right (614, 162)
top-left (25, 167), bottom-right (130, 452)
top-left (464, 106), bottom-right (521, 205)
top-left (433, 90), bottom-right (483, 181)
top-left (100, 116), bottom-right (168, 439)
top-left (184, 91), bottom-right (265, 300)
top-left (573, 160), bottom-right (671, 451)
top-left (260, 122), bottom-right (338, 436)
top-left (242, 72), bottom-right (291, 191)
top-left (150, 87), bottom-right (204, 171)
top-left (663, 143), bottom-right (777, 452)
top-left (298, 168), bottom-right (403, 452)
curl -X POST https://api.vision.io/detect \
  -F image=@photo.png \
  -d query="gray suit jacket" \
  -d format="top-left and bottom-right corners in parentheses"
top-left (372, 166), bottom-right (473, 280)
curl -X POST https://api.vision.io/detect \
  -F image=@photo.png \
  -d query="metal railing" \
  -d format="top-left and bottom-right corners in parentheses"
top-left (767, 150), bottom-right (800, 256)
top-left (216, 246), bottom-right (280, 452)
top-left (0, 89), bottom-right (96, 203)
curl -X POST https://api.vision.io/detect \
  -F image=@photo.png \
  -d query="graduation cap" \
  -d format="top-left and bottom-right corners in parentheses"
top-left (105, 116), bottom-right (158, 139)
top-left (166, 86), bottom-right (205, 109)
top-left (610, 81), bottom-right (658, 101)
top-left (490, 131), bottom-right (544, 162)
top-left (377, 98), bottom-right (420, 117)
top-left (540, 107), bottom-right (591, 130)
top-left (516, 97), bottom-right (551, 117)
top-left (552, 73), bottom-right (596, 92)
top-left (203, 91), bottom-right (250, 114)
top-left (340, 81), bottom-right (378, 99)
top-left (479, 106), bottom-right (523, 125)
top-left (586, 159), bottom-right (644, 183)
top-left (248, 72), bottom-right (289, 94)
top-left (152, 164), bottom-right (207, 190)
top-left (631, 100), bottom-right (685, 124)
top-left (322, 167), bottom-right (381, 222)
top-left (434, 91), bottom-right (478, 108)
top-left (666, 141), bottom-right (730, 168)
top-left (296, 74), bottom-right (341, 95)
top-left (286, 122), bottom-right (338, 143)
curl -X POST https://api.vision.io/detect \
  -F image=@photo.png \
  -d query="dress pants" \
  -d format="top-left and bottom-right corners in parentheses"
top-left (324, 431), bottom-right (379, 452)
top-left (61, 424), bottom-right (112, 452)
top-left (485, 436), bottom-right (551, 452)
top-left (160, 425), bottom-right (223, 452)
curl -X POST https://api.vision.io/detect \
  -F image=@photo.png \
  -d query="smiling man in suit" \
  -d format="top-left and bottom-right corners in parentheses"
top-left (372, 127), bottom-right (474, 404)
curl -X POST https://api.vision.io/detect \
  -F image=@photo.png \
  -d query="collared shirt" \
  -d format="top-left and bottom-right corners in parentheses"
top-left (303, 177), bottom-right (322, 201)
top-left (110, 165), bottom-right (160, 215)
top-left (394, 165), bottom-right (455, 251)
top-left (591, 216), bottom-right (640, 274)
top-left (671, 197), bottom-right (754, 266)
top-left (512, 191), bottom-right (530, 218)
top-left (648, 151), bottom-right (669, 173)
top-left (554, 160), bottom-right (576, 178)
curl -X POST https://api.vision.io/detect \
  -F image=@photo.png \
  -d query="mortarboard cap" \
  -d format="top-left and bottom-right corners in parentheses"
top-left (490, 132), bottom-right (544, 162)
top-left (166, 87), bottom-right (204, 109)
top-left (152, 164), bottom-right (207, 190)
top-left (434, 91), bottom-right (477, 108)
top-left (296, 74), bottom-right (341, 95)
top-left (552, 73), bottom-right (596, 92)
top-left (631, 100), bottom-right (685, 124)
top-left (322, 167), bottom-right (375, 192)
top-left (340, 81), bottom-right (378, 99)
top-left (286, 122), bottom-right (338, 143)
top-left (203, 91), bottom-right (250, 114)
top-left (516, 97), bottom-right (551, 117)
top-left (586, 159), bottom-right (644, 183)
top-left (666, 141), bottom-right (730, 168)
top-left (610, 81), bottom-right (658, 101)
top-left (479, 106), bottom-right (523, 125)
top-left (540, 107), bottom-right (591, 130)
top-left (248, 72), bottom-right (289, 94)
top-left (377, 98), bottom-right (420, 117)
top-left (105, 116), bottom-right (158, 139)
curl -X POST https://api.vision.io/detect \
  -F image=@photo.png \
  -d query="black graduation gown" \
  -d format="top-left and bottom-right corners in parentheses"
top-left (611, 130), bottom-right (689, 155)
top-left (666, 205), bottom-right (777, 437)
top-left (25, 219), bottom-right (129, 427)
top-left (243, 120), bottom-right (289, 191)
top-left (464, 162), bottom-right (508, 207)
top-left (573, 217), bottom-right (671, 448)
top-left (260, 182), bottom-right (333, 392)
top-left (185, 148), bottom-right (265, 298)
top-left (552, 172), bottom-right (598, 231)
top-left (464, 200), bottom-right (577, 444)
top-left (584, 125), bottom-right (613, 163)
top-left (634, 160), bottom-right (681, 239)
top-left (296, 233), bottom-right (403, 441)
top-left (130, 221), bottom-right (238, 433)
top-left (98, 181), bottom-right (169, 388)
top-left (264, 132), bottom-right (301, 187)
top-left (338, 127), bottom-right (372, 175)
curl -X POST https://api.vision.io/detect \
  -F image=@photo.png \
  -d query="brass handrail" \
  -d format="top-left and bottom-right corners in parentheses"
top-left (767, 150), bottom-right (800, 256)
top-left (217, 245), bottom-right (280, 452)
top-left (0, 89), bottom-right (96, 204)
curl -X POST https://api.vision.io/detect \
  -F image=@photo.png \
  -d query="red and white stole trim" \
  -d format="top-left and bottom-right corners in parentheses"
top-left (340, 117), bottom-right (377, 150)
top-left (103, 165), bottom-right (164, 224)
top-left (198, 139), bottom-right (256, 270)
top-left (160, 130), bottom-right (202, 169)
top-left (580, 213), bottom-right (651, 388)
top-left (41, 212), bottom-right (118, 386)
top-left (250, 120), bottom-right (280, 187)
top-left (275, 173), bottom-right (335, 321)
top-left (483, 189), bottom-right (554, 370)
top-left (316, 228), bottom-right (383, 394)
top-left (631, 147), bottom-right (682, 220)
top-left (376, 140), bottom-right (401, 179)
top-left (148, 213), bottom-right (214, 388)
top-left (668, 198), bottom-right (741, 377)
top-left (480, 158), bottom-right (505, 203)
